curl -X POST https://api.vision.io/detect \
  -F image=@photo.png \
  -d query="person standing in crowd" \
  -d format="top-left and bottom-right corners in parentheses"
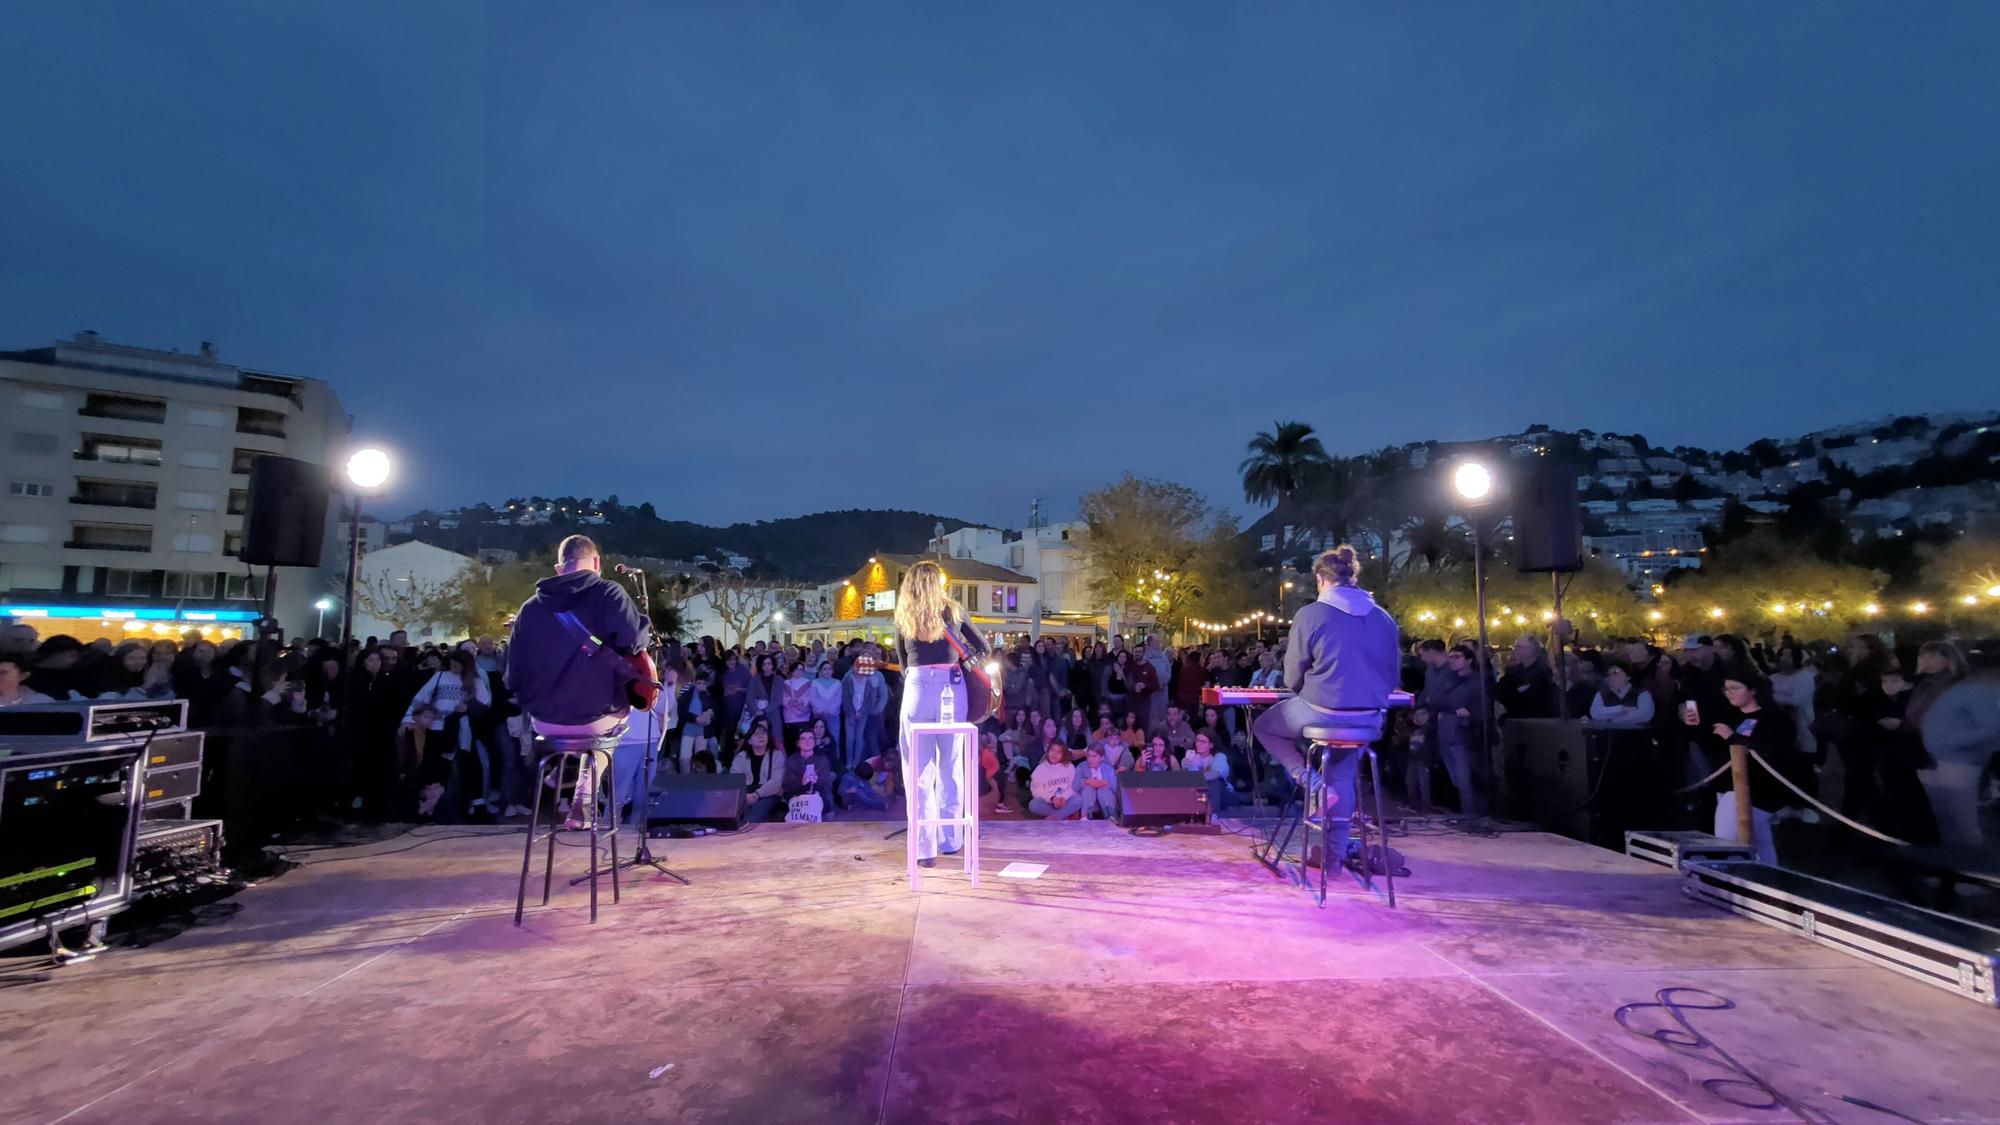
top-left (1915, 643), bottom-right (1996, 851)
top-left (806, 661), bottom-right (843, 747)
top-left (746, 653), bottom-right (784, 749)
top-left (0, 655), bottom-right (51, 707)
top-left (1252, 547), bottom-right (1401, 863)
top-left (402, 649), bottom-right (494, 819)
top-left (717, 650), bottom-right (750, 760)
top-left (1589, 663), bottom-right (1654, 726)
top-left (1495, 636), bottom-right (1557, 719)
top-left (1684, 671), bottom-right (1798, 865)
top-left (1141, 634), bottom-right (1172, 733)
top-left (1429, 643), bottom-right (1486, 816)
top-left (780, 658), bottom-right (814, 734)
top-left (1769, 645), bottom-right (1818, 760)
top-left (1103, 650), bottom-right (1132, 726)
top-left (893, 560), bottom-right (991, 868)
top-left (840, 649), bottom-right (889, 771)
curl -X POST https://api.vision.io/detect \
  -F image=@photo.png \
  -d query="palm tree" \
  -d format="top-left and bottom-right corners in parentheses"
top-left (1398, 511), bottom-right (1465, 574)
top-left (1240, 421), bottom-right (1334, 509)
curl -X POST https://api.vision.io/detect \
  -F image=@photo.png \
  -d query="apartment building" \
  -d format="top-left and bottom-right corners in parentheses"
top-left (0, 333), bottom-right (349, 643)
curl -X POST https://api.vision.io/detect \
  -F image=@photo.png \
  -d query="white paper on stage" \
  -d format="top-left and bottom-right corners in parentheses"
top-left (997, 863), bottom-right (1048, 880)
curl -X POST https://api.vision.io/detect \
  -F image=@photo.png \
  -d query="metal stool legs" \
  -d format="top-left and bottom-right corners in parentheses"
top-left (513, 747), bottom-right (623, 926)
top-left (1260, 740), bottom-right (1398, 909)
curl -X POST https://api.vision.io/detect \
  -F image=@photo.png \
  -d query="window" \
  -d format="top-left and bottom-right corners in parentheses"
top-left (176, 492), bottom-right (218, 511)
top-left (235, 407), bottom-right (286, 438)
top-left (225, 573), bottom-right (267, 601)
top-left (163, 572), bottom-right (217, 599)
top-left (8, 481), bottom-right (54, 498)
top-left (19, 389), bottom-right (62, 410)
top-left (169, 531), bottom-right (216, 553)
top-left (186, 406), bottom-right (229, 428)
top-left (180, 450), bottom-right (223, 471)
top-left (78, 433), bottom-right (163, 465)
top-left (231, 448), bottom-right (266, 475)
top-left (66, 523), bottom-right (153, 552)
top-left (72, 479), bottom-right (159, 509)
top-left (0, 562), bottom-right (63, 591)
top-left (226, 489), bottom-right (248, 515)
top-left (13, 432), bottom-right (59, 455)
top-left (1, 524), bottom-right (52, 544)
top-left (80, 393), bottom-right (166, 424)
top-left (103, 568), bottom-right (163, 597)
top-left (991, 585), bottom-right (1020, 613)
top-left (951, 583), bottom-right (978, 608)
top-left (1009, 546), bottom-right (1024, 569)
top-left (223, 532), bottom-right (243, 558)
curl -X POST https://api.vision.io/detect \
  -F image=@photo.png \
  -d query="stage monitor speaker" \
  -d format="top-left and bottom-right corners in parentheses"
top-left (1514, 461), bottom-right (1583, 573)
top-left (239, 456), bottom-right (332, 568)
top-left (1116, 771), bottom-right (1209, 827)
top-left (649, 773), bottom-right (747, 831)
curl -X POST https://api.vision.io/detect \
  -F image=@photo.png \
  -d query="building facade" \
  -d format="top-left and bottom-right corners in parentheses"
top-left (0, 333), bottom-right (349, 643)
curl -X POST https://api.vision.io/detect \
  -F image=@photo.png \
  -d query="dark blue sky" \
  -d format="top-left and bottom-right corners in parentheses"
top-left (4, 4), bottom-right (1995, 526)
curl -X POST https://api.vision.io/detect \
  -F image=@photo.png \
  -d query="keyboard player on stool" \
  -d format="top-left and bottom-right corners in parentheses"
top-left (1251, 547), bottom-right (1401, 864)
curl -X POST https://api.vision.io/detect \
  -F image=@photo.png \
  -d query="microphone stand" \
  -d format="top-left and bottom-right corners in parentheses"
top-left (571, 567), bottom-right (688, 887)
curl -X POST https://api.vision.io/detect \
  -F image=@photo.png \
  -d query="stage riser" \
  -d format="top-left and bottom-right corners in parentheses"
top-left (1683, 860), bottom-right (2000, 1007)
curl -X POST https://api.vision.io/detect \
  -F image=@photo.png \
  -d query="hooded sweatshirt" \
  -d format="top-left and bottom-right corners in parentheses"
top-left (1282, 585), bottom-right (1401, 712)
top-left (504, 569), bottom-right (649, 727)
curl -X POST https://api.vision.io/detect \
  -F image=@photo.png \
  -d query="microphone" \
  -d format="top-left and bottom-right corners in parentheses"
top-left (614, 564), bottom-right (644, 576)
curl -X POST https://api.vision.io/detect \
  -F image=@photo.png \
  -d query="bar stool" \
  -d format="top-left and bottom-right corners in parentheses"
top-left (515, 731), bottom-right (622, 925)
top-left (900, 720), bottom-right (981, 891)
top-left (1266, 712), bottom-right (1396, 908)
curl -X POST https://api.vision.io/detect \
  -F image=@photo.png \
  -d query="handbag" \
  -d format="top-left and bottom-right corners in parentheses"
top-left (938, 618), bottom-right (1000, 725)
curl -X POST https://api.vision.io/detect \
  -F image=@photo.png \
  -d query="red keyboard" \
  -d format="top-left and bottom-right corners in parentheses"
top-left (1202, 687), bottom-right (1292, 707)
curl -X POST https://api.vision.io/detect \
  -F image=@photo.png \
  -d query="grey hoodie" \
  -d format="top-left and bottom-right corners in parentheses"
top-left (1282, 585), bottom-right (1401, 711)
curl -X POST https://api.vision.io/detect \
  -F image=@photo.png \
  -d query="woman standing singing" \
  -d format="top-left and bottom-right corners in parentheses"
top-left (893, 560), bottom-right (991, 867)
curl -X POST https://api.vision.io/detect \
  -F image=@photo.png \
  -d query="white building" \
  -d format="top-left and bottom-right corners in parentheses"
top-left (0, 332), bottom-right (349, 643)
top-left (337, 515), bottom-right (389, 557)
top-left (932, 521), bottom-right (1093, 616)
top-left (350, 541), bottom-right (480, 643)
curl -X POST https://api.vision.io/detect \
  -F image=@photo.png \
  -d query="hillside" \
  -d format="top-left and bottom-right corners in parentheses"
top-left (395, 506), bottom-right (973, 582)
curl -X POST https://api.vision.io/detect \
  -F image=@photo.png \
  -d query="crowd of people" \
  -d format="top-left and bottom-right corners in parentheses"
top-left (2, 611), bottom-right (1994, 866)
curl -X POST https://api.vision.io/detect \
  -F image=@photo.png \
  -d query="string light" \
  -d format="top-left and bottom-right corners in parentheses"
top-left (1910, 601), bottom-right (1930, 615)
top-left (1709, 608), bottom-right (1725, 620)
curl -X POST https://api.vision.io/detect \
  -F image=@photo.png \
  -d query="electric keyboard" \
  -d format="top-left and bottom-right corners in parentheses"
top-left (1201, 687), bottom-right (1416, 710)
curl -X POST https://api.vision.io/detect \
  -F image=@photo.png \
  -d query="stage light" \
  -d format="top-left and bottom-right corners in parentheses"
top-left (983, 660), bottom-right (1000, 677)
top-left (1454, 462), bottom-right (1493, 502)
top-left (346, 448), bottom-right (391, 490)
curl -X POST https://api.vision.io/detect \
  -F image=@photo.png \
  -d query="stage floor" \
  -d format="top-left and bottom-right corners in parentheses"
top-left (7, 820), bottom-right (1997, 1125)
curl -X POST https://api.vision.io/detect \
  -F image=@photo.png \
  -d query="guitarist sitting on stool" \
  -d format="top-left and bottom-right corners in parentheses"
top-left (506, 534), bottom-right (654, 828)
top-left (1251, 546), bottom-right (1400, 865)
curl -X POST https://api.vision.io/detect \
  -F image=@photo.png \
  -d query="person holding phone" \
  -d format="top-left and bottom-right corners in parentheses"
top-left (1683, 672), bottom-right (1796, 865)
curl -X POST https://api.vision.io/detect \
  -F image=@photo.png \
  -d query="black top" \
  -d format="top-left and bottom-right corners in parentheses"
top-left (896, 616), bottom-right (989, 670)
top-left (1703, 704), bottom-right (1800, 812)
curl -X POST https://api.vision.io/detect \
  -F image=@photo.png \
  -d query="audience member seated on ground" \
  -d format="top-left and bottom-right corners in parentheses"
top-left (1136, 735), bottom-right (1175, 772)
top-left (1589, 663), bottom-right (1655, 726)
top-left (402, 650), bottom-right (496, 819)
top-left (1186, 729), bottom-right (1231, 812)
top-left (0, 655), bottom-right (52, 707)
top-left (1097, 733), bottom-right (1135, 772)
top-left (1028, 741), bottom-right (1082, 820)
top-left (1071, 743), bottom-right (1120, 820)
top-left (782, 729), bottom-right (836, 820)
top-left (977, 731), bottom-right (1013, 812)
top-left (733, 723), bottom-right (788, 822)
top-left (839, 751), bottom-right (900, 812)
top-left (1118, 711), bottom-right (1146, 754)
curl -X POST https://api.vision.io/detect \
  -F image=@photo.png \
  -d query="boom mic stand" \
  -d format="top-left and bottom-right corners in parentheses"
top-left (571, 566), bottom-right (688, 888)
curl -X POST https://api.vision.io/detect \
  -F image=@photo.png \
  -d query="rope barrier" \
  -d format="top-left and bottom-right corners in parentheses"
top-left (1743, 748), bottom-right (1912, 847)
top-left (1674, 761), bottom-right (1731, 794)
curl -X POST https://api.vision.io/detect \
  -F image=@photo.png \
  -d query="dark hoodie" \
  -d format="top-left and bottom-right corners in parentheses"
top-left (1282, 586), bottom-right (1401, 711)
top-left (504, 569), bottom-right (649, 727)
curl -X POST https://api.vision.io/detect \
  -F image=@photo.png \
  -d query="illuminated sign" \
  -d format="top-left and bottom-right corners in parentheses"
top-left (863, 590), bottom-right (897, 613)
top-left (0, 605), bottom-right (261, 623)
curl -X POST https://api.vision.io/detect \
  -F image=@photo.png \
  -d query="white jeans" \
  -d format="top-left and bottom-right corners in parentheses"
top-left (1713, 792), bottom-right (1777, 865)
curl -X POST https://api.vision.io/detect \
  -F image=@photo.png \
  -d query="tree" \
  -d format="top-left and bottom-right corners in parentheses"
top-left (353, 566), bottom-right (466, 636)
top-left (1240, 421), bottom-right (1336, 568)
top-left (434, 562), bottom-right (543, 639)
top-left (705, 570), bottom-right (803, 649)
top-left (1077, 475), bottom-right (1241, 625)
top-left (1658, 531), bottom-right (1887, 643)
top-left (1919, 535), bottom-right (2000, 632)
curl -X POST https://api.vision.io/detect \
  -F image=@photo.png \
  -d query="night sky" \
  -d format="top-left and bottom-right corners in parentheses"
top-left (3, 3), bottom-right (1995, 525)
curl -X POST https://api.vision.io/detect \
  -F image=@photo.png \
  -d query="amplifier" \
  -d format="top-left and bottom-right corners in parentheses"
top-left (0, 699), bottom-right (187, 744)
top-left (140, 730), bottom-right (204, 773)
top-left (0, 744), bottom-right (142, 954)
top-left (133, 818), bottom-right (225, 894)
top-left (1116, 771), bottom-right (1209, 828)
top-left (1684, 859), bottom-right (2000, 1006)
top-left (648, 774), bottom-right (747, 830)
top-left (142, 763), bottom-right (201, 807)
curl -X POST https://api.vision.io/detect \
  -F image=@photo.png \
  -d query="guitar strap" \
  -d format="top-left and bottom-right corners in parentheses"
top-left (553, 610), bottom-right (607, 655)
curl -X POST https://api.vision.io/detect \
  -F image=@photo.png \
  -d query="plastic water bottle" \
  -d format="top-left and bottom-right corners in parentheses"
top-left (939, 682), bottom-right (956, 723)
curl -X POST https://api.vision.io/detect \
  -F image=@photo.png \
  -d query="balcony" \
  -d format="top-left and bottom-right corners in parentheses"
top-left (79, 395), bottom-right (167, 425)
top-left (66, 522), bottom-right (155, 553)
top-left (64, 538), bottom-right (153, 553)
top-left (235, 407), bottom-right (288, 440)
top-left (70, 493), bottom-right (158, 510)
top-left (76, 434), bottom-right (164, 466)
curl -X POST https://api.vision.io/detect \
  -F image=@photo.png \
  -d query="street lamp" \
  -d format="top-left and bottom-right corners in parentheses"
top-left (314, 596), bottom-right (334, 638)
top-left (338, 447), bottom-right (392, 762)
top-left (1453, 461), bottom-right (1497, 813)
